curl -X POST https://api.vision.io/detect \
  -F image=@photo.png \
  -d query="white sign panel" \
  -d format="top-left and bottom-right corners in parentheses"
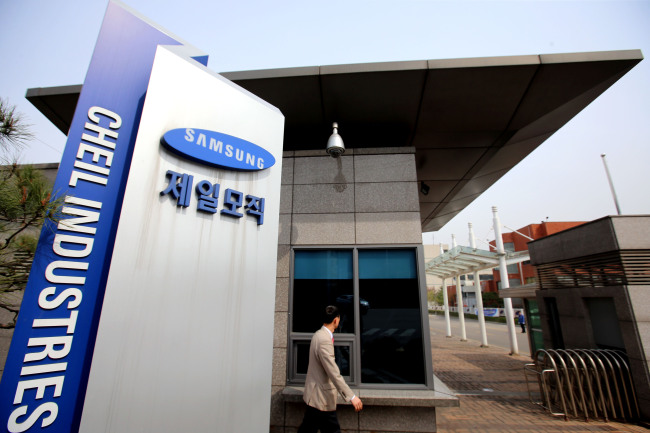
top-left (79, 45), bottom-right (284, 432)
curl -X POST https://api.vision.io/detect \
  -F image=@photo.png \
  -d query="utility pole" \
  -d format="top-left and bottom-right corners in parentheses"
top-left (601, 154), bottom-right (622, 215)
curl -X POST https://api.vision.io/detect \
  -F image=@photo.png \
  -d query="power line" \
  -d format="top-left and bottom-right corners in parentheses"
top-left (33, 136), bottom-right (63, 155)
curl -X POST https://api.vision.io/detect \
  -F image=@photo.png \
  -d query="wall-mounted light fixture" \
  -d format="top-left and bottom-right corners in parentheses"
top-left (326, 122), bottom-right (345, 158)
top-left (420, 181), bottom-right (430, 196)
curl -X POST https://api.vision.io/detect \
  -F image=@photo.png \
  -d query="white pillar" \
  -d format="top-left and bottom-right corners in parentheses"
top-left (452, 235), bottom-right (467, 341)
top-left (441, 278), bottom-right (452, 338)
top-left (469, 223), bottom-right (489, 347)
top-left (492, 206), bottom-right (519, 355)
top-left (456, 275), bottom-right (467, 341)
top-left (440, 244), bottom-right (452, 338)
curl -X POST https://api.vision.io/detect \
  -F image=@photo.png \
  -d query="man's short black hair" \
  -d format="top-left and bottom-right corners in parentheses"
top-left (323, 305), bottom-right (340, 324)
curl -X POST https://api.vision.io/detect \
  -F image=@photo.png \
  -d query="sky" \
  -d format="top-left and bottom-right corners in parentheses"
top-left (1, 0), bottom-right (649, 248)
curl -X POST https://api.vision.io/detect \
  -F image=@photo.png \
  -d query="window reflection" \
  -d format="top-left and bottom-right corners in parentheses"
top-left (293, 250), bottom-right (354, 334)
top-left (296, 342), bottom-right (350, 377)
top-left (334, 345), bottom-right (350, 377)
top-left (296, 342), bottom-right (310, 375)
top-left (291, 248), bottom-right (426, 386)
top-left (358, 250), bottom-right (425, 384)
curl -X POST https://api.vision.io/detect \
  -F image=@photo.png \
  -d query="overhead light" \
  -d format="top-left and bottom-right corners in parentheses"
top-left (420, 181), bottom-right (430, 196)
top-left (325, 122), bottom-right (345, 158)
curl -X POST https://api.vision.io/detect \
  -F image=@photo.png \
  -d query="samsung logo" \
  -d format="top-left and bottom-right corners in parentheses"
top-left (162, 128), bottom-right (275, 171)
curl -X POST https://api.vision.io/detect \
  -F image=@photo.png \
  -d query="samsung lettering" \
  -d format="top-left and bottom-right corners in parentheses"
top-left (162, 128), bottom-right (276, 171)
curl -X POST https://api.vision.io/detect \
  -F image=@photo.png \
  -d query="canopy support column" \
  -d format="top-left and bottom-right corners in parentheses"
top-left (469, 223), bottom-right (489, 347)
top-left (492, 206), bottom-right (519, 355)
top-left (440, 245), bottom-right (452, 338)
top-left (452, 235), bottom-right (467, 342)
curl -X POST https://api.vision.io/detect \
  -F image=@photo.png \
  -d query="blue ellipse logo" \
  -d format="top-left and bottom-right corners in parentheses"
top-left (162, 128), bottom-right (276, 171)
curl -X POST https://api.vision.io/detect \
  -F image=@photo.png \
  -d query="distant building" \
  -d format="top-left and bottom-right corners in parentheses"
top-left (488, 221), bottom-right (586, 290)
top-left (423, 244), bottom-right (448, 292)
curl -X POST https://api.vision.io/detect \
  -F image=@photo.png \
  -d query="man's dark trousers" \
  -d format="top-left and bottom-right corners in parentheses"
top-left (297, 405), bottom-right (342, 433)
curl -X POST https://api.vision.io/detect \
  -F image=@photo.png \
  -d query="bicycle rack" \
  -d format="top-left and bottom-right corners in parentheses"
top-left (524, 348), bottom-right (639, 423)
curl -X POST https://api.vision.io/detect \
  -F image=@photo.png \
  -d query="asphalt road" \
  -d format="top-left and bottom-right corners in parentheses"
top-left (429, 313), bottom-right (531, 356)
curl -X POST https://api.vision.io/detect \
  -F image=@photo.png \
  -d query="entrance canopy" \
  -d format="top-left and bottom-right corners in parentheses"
top-left (425, 245), bottom-right (529, 279)
top-left (25, 50), bottom-right (642, 232)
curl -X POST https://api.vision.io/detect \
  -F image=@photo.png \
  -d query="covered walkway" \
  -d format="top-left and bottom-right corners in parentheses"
top-left (425, 209), bottom-right (530, 353)
top-left (425, 245), bottom-right (529, 279)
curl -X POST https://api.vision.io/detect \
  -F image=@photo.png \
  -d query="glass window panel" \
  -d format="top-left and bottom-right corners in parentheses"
top-left (528, 299), bottom-right (542, 329)
top-left (531, 329), bottom-right (544, 354)
top-left (296, 342), bottom-right (310, 375)
top-left (296, 342), bottom-right (350, 378)
top-left (294, 250), bottom-right (352, 280)
top-left (293, 250), bottom-right (354, 333)
top-left (358, 249), bottom-right (416, 279)
top-left (507, 263), bottom-right (519, 274)
top-left (358, 249), bottom-right (425, 384)
top-left (334, 345), bottom-right (351, 377)
top-left (504, 243), bottom-right (519, 273)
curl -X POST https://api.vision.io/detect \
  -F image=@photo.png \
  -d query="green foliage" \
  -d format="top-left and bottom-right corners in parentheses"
top-left (427, 288), bottom-right (445, 305)
top-left (482, 291), bottom-right (504, 308)
top-left (0, 163), bottom-right (62, 293)
top-left (434, 288), bottom-right (444, 305)
top-left (0, 99), bottom-right (61, 299)
top-left (15, 234), bottom-right (39, 254)
top-left (0, 98), bottom-right (32, 152)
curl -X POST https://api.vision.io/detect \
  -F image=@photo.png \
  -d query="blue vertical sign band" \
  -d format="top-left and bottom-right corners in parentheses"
top-left (0, 2), bottom-right (207, 432)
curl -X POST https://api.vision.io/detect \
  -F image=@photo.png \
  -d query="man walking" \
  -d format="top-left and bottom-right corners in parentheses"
top-left (298, 305), bottom-right (363, 433)
top-left (516, 311), bottom-right (526, 333)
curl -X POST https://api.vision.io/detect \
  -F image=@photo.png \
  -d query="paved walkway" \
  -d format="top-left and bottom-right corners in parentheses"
top-left (429, 316), bottom-right (649, 433)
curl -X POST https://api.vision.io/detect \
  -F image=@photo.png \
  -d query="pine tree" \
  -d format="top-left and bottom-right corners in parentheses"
top-left (0, 98), bottom-right (33, 152)
top-left (0, 99), bottom-right (61, 328)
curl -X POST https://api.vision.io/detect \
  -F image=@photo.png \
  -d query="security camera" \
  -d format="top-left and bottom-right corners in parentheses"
top-left (326, 122), bottom-right (345, 158)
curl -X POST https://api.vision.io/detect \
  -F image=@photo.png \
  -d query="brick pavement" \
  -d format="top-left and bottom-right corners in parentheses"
top-left (429, 318), bottom-right (649, 433)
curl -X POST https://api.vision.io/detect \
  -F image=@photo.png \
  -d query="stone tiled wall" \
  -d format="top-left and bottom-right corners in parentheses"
top-left (271, 148), bottom-right (430, 432)
top-left (282, 402), bottom-right (437, 433)
top-left (280, 148), bottom-right (421, 247)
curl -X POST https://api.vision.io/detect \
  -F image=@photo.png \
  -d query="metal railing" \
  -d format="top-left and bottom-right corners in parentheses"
top-left (524, 349), bottom-right (640, 422)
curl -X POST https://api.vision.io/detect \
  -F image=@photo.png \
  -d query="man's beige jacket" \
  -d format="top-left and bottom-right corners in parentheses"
top-left (303, 327), bottom-right (355, 411)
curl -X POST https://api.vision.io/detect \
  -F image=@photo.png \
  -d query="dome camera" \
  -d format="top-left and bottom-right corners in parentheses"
top-left (326, 122), bottom-right (345, 158)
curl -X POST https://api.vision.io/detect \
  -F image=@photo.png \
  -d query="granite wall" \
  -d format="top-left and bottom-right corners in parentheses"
top-left (270, 148), bottom-right (452, 432)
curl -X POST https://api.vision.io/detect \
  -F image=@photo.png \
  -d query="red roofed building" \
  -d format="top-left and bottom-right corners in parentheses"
top-left (487, 221), bottom-right (587, 291)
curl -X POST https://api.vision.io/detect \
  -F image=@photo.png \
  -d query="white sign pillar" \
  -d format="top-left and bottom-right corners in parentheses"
top-left (492, 206), bottom-right (519, 355)
top-left (79, 46), bottom-right (284, 432)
